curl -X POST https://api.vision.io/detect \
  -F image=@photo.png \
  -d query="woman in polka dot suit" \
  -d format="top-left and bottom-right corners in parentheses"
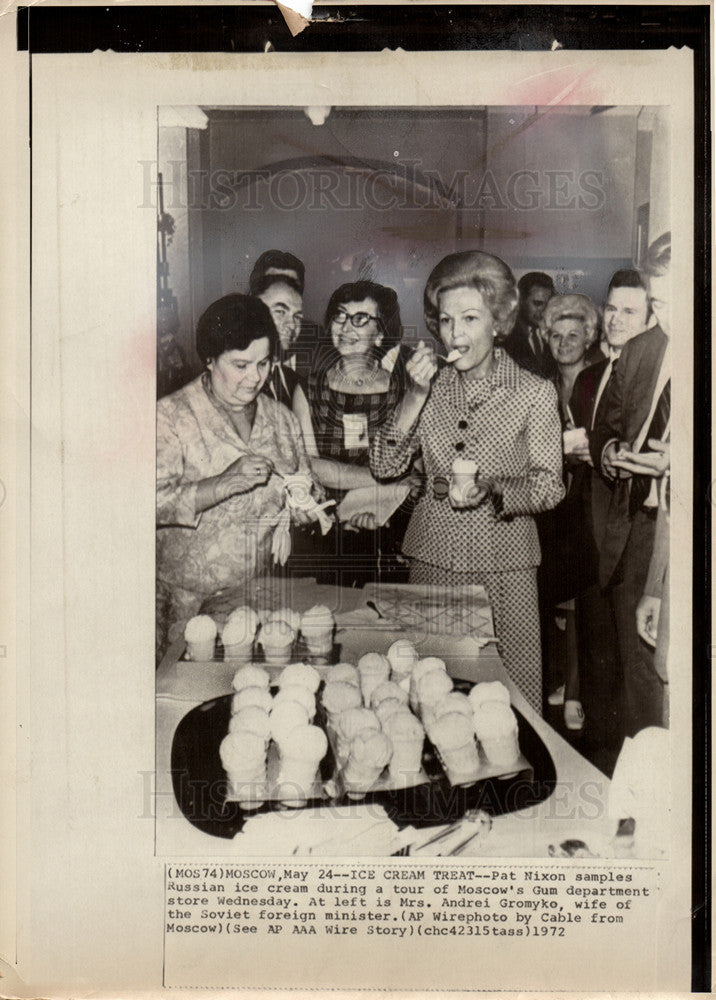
top-left (371, 251), bottom-right (565, 711)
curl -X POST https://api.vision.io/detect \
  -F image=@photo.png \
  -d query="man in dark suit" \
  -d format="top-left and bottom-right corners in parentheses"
top-left (248, 249), bottom-right (321, 382)
top-left (590, 235), bottom-right (671, 737)
top-left (569, 269), bottom-right (652, 766)
top-left (502, 271), bottom-right (556, 378)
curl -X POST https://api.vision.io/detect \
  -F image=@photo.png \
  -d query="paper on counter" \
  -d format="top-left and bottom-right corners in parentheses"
top-left (232, 803), bottom-right (401, 856)
top-left (336, 482), bottom-right (411, 526)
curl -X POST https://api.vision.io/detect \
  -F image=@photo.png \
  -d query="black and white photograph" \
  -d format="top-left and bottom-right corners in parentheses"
top-left (6, 6), bottom-right (708, 995)
top-left (155, 102), bottom-right (676, 859)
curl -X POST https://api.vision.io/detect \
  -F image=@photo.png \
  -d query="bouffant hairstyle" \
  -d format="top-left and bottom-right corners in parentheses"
top-left (196, 293), bottom-right (278, 365)
top-left (541, 293), bottom-right (599, 346)
top-left (423, 251), bottom-right (519, 339)
top-left (323, 280), bottom-right (403, 353)
top-left (643, 231), bottom-right (671, 278)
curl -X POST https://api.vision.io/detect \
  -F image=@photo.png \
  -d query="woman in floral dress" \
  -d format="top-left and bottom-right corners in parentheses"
top-left (156, 293), bottom-right (320, 658)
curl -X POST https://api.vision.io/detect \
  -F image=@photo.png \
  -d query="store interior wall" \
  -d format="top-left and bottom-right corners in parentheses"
top-left (158, 105), bottom-right (666, 394)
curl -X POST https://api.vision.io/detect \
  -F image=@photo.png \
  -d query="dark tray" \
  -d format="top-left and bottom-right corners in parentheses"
top-left (170, 680), bottom-right (557, 840)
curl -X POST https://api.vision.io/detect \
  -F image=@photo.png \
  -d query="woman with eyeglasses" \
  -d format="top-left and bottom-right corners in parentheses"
top-left (291, 280), bottom-right (415, 583)
top-left (371, 252), bottom-right (564, 712)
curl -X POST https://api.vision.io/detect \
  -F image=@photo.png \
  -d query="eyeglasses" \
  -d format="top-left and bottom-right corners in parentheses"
top-left (332, 308), bottom-right (380, 329)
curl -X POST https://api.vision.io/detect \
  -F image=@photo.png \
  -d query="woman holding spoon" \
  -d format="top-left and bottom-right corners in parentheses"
top-left (371, 251), bottom-right (564, 711)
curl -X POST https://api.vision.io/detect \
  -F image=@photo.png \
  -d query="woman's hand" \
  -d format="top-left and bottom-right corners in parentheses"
top-left (347, 511), bottom-right (377, 531)
top-left (450, 477), bottom-right (497, 509)
top-left (571, 442), bottom-right (594, 466)
top-left (214, 454), bottom-right (273, 501)
top-left (291, 508), bottom-right (314, 526)
top-left (193, 454), bottom-right (273, 513)
top-left (405, 340), bottom-right (438, 394)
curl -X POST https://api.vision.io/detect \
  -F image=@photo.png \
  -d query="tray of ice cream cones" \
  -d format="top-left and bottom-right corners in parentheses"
top-left (170, 639), bottom-right (555, 840)
top-left (178, 604), bottom-right (341, 668)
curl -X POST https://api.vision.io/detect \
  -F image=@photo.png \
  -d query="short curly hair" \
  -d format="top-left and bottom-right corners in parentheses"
top-left (323, 280), bottom-right (403, 353)
top-left (541, 293), bottom-right (599, 346)
top-left (423, 251), bottom-right (518, 339)
top-left (196, 293), bottom-right (278, 365)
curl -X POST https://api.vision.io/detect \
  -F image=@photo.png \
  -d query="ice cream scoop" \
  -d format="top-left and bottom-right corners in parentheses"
top-left (219, 731), bottom-right (268, 807)
top-left (184, 615), bottom-right (217, 660)
top-left (413, 656), bottom-right (447, 683)
top-left (231, 664), bottom-right (270, 692)
top-left (410, 656), bottom-right (447, 711)
top-left (357, 652), bottom-right (391, 706)
top-left (321, 680), bottom-right (362, 720)
top-left (375, 699), bottom-right (412, 727)
top-left (276, 662), bottom-right (321, 694)
top-left (336, 706), bottom-right (381, 765)
top-left (258, 620), bottom-right (296, 666)
top-left (220, 731), bottom-right (266, 773)
top-left (228, 706), bottom-right (271, 742)
top-left (370, 680), bottom-right (409, 710)
top-left (416, 669), bottom-right (454, 717)
top-left (270, 700), bottom-right (310, 747)
top-left (432, 691), bottom-right (473, 721)
top-left (343, 730), bottom-right (393, 798)
top-left (472, 701), bottom-right (519, 766)
top-left (231, 685), bottom-right (274, 716)
top-left (386, 638), bottom-right (419, 686)
top-left (275, 724), bottom-right (328, 807)
top-left (300, 604), bottom-right (335, 658)
top-left (468, 681), bottom-right (511, 712)
top-left (266, 607), bottom-right (302, 632)
top-left (429, 711), bottom-right (481, 785)
top-left (383, 712), bottom-right (425, 782)
top-left (273, 684), bottom-right (316, 721)
top-left (223, 606), bottom-right (259, 639)
top-left (326, 662), bottom-right (360, 688)
top-left (222, 610), bottom-right (259, 659)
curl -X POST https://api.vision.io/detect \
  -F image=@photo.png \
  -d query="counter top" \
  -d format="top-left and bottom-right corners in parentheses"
top-left (155, 581), bottom-right (614, 857)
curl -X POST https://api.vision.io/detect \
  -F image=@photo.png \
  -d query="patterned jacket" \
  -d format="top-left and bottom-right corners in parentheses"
top-left (370, 349), bottom-right (564, 575)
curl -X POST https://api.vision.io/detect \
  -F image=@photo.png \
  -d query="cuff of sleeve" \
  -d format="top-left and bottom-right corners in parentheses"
top-left (158, 482), bottom-right (202, 529)
top-left (490, 487), bottom-right (505, 520)
top-left (498, 479), bottom-right (528, 519)
top-left (600, 438), bottom-right (618, 478)
top-left (381, 415), bottom-right (416, 448)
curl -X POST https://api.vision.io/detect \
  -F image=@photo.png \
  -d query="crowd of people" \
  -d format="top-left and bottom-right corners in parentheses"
top-left (156, 236), bottom-right (672, 764)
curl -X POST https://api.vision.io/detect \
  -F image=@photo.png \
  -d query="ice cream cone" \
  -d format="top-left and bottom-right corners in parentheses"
top-left (184, 615), bottom-right (217, 660)
top-left (429, 712), bottom-right (481, 785)
top-left (343, 730), bottom-right (392, 799)
top-left (275, 724), bottom-right (328, 807)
